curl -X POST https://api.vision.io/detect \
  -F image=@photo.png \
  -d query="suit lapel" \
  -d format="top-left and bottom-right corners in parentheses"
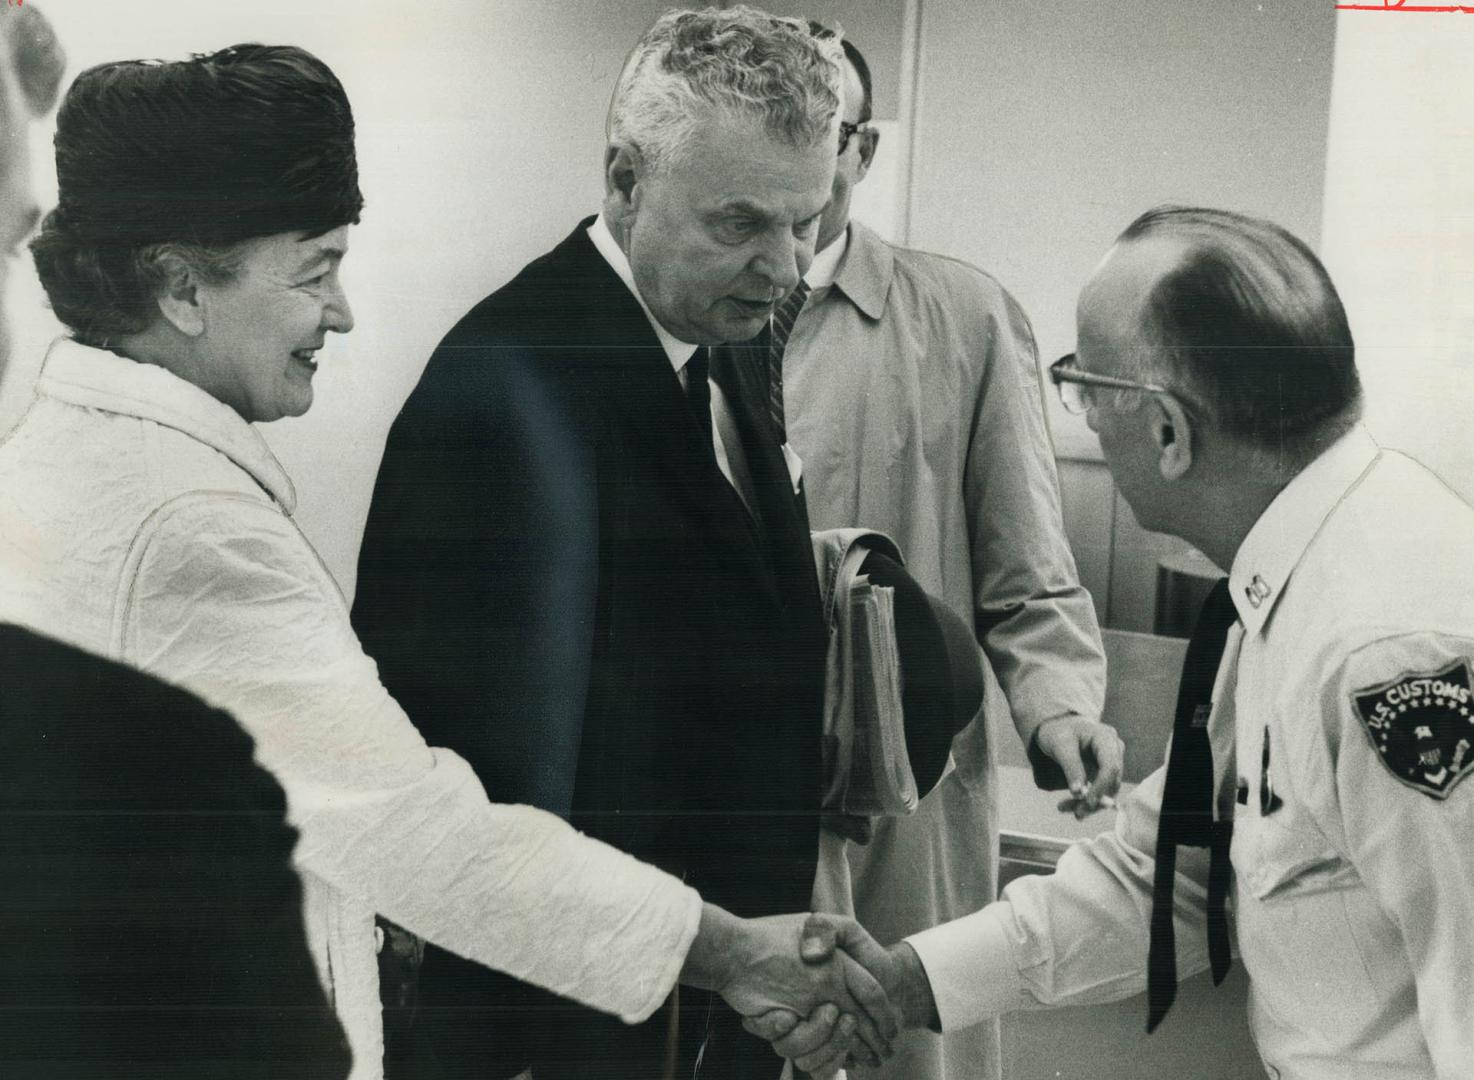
top-left (557, 228), bottom-right (768, 562)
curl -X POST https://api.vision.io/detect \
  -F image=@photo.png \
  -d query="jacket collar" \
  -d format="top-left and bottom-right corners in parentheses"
top-left (1228, 424), bottom-right (1380, 636)
top-left (35, 337), bottom-right (297, 512)
top-left (586, 214), bottom-right (701, 373)
top-left (825, 219), bottom-right (895, 321)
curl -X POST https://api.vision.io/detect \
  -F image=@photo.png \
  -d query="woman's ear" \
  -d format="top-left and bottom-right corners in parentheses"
top-left (1150, 392), bottom-right (1194, 481)
top-left (152, 250), bottom-right (206, 338)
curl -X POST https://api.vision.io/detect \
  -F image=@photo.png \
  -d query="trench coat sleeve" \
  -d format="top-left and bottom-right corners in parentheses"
top-left (960, 284), bottom-right (1105, 748)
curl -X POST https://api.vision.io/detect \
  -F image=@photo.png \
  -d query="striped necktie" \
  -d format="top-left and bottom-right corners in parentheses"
top-left (1147, 577), bottom-right (1239, 1032)
top-left (767, 280), bottom-right (810, 438)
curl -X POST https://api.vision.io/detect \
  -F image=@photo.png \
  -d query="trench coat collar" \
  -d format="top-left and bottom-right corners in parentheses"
top-left (826, 219), bottom-right (895, 321)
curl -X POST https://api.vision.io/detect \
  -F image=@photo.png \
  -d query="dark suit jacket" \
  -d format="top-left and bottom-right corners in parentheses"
top-left (0, 625), bottom-right (349, 1080)
top-left (352, 220), bottom-right (828, 1079)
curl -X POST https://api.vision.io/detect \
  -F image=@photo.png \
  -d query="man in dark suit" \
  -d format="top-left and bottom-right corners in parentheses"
top-left (0, 625), bottom-right (353, 1080)
top-left (352, 8), bottom-right (850, 1078)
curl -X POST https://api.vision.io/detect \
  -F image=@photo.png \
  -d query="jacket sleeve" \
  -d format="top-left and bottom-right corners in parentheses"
top-left (352, 341), bottom-right (598, 818)
top-left (350, 335), bottom-right (623, 1076)
top-left (117, 495), bottom-right (700, 1025)
top-left (958, 276), bottom-right (1106, 747)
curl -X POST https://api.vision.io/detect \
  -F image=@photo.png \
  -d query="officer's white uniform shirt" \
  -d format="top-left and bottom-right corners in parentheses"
top-left (906, 425), bottom-right (1474, 1079)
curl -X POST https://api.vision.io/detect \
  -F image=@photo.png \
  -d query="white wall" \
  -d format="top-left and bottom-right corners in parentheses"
top-left (900, 0), bottom-right (1338, 630)
top-left (906, 0), bottom-right (1338, 460)
top-left (1320, 9), bottom-right (1474, 502)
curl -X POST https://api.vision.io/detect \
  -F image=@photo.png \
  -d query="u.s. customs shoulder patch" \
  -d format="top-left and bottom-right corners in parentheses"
top-left (1353, 658), bottom-right (1474, 800)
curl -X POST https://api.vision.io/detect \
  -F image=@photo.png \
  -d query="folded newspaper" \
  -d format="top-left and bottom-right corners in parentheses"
top-left (828, 574), bottom-right (919, 816)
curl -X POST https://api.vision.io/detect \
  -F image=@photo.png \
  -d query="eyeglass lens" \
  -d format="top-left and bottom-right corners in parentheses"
top-left (1059, 380), bottom-right (1091, 414)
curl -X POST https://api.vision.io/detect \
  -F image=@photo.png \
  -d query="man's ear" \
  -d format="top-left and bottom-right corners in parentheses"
top-left (603, 142), bottom-right (645, 234)
top-left (1149, 393), bottom-right (1194, 481)
top-left (152, 249), bottom-right (206, 338)
top-left (856, 127), bottom-right (880, 179)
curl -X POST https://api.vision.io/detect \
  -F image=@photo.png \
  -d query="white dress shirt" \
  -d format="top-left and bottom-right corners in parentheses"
top-left (905, 425), bottom-right (1474, 1079)
top-left (803, 225), bottom-right (849, 290)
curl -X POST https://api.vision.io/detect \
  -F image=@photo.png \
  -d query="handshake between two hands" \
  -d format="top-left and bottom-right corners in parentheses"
top-left (682, 904), bottom-right (937, 1078)
top-left (675, 717), bottom-right (1123, 1075)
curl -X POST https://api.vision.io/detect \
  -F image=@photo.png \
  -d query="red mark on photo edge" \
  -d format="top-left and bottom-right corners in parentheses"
top-left (1336, 1), bottom-right (1474, 10)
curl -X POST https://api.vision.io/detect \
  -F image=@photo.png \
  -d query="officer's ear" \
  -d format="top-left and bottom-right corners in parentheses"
top-left (856, 126), bottom-right (880, 179)
top-left (1149, 392), bottom-right (1194, 481)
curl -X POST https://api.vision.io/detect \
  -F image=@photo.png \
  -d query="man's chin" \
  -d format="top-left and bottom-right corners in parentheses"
top-left (704, 312), bottom-right (769, 345)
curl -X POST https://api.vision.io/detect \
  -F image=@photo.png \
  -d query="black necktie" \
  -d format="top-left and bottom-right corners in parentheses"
top-left (1147, 577), bottom-right (1238, 1033)
top-left (685, 346), bottom-right (714, 454)
top-left (767, 280), bottom-right (810, 438)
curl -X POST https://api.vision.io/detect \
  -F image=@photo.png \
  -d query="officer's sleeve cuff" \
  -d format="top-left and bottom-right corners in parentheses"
top-left (904, 904), bottom-right (1024, 1032)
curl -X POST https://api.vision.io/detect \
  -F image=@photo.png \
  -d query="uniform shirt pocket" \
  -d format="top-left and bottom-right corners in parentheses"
top-left (1235, 814), bottom-right (1382, 1035)
top-left (1239, 812), bottom-right (1344, 903)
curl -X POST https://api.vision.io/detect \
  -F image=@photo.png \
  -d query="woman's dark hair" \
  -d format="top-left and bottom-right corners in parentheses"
top-left (31, 44), bottom-right (363, 345)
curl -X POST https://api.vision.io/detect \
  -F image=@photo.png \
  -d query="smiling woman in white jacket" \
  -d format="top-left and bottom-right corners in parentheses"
top-left (0, 43), bottom-right (893, 1079)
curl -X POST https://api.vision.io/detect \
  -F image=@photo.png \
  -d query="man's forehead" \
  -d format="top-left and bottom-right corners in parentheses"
top-left (702, 183), bottom-right (829, 219)
top-left (0, 62), bottom-right (35, 215)
top-left (3, 6), bottom-right (66, 118)
top-left (0, 75), bottom-right (20, 159)
top-left (672, 115), bottom-right (835, 218)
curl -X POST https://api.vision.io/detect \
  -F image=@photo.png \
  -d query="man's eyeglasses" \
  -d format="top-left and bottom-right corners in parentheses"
top-left (838, 118), bottom-right (871, 155)
top-left (1050, 353), bottom-right (1168, 415)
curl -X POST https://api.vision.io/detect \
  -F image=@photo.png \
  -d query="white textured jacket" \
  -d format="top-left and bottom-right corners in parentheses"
top-left (0, 339), bottom-right (702, 1079)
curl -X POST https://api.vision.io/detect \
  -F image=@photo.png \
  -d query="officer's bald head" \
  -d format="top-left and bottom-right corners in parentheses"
top-left (1105, 205), bottom-right (1362, 481)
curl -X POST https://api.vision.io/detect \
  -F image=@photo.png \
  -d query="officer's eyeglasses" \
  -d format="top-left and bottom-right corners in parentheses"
top-left (1050, 353), bottom-right (1169, 415)
top-left (838, 119), bottom-right (872, 156)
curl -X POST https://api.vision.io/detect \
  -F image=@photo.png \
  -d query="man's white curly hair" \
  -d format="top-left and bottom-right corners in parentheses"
top-left (607, 6), bottom-right (843, 172)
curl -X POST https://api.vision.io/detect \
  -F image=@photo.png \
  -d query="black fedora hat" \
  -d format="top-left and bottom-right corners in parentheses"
top-left (858, 551), bottom-right (984, 797)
